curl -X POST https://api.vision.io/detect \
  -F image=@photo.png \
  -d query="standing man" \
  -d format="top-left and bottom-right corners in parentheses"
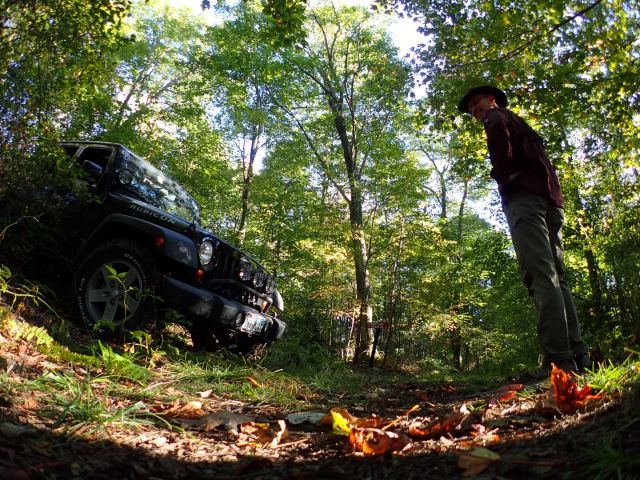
top-left (457, 85), bottom-right (590, 374)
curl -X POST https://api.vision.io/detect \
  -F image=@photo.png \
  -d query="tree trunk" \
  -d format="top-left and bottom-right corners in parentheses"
top-left (584, 247), bottom-right (604, 317)
top-left (457, 179), bottom-right (469, 242)
top-left (381, 220), bottom-right (404, 365)
top-left (348, 186), bottom-right (372, 363)
top-left (236, 123), bottom-right (262, 246)
top-left (324, 91), bottom-right (372, 363)
top-left (449, 321), bottom-right (462, 371)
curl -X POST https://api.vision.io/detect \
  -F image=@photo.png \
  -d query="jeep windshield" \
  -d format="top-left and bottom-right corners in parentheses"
top-left (118, 148), bottom-right (201, 225)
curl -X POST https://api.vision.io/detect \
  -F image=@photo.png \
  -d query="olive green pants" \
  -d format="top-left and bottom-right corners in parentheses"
top-left (503, 192), bottom-right (587, 365)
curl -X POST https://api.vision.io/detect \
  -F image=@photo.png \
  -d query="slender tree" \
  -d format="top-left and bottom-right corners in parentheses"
top-left (272, 4), bottom-right (411, 361)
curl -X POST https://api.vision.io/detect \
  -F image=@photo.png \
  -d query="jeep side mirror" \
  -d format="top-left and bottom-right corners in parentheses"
top-left (81, 160), bottom-right (103, 182)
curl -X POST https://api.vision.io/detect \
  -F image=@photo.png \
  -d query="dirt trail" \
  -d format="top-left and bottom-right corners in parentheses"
top-left (1, 336), bottom-right (633, 480)
top-left (0, 300), bottom-right (637, 480)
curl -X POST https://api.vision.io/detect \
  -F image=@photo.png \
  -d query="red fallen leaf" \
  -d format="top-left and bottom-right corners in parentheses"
top-left (487, 384), bottom-right (524, 407)
top-left (408, 412), bottom-right (465, 439)
top-left (498, 391), bottom-right (517, 402)
top-left (349, 427), bottom-right (412, 455)
top-left (550, 364), bottom-right (601, 413)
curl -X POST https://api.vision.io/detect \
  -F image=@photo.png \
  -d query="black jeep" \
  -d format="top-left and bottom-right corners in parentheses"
top-left (3, 141), bottom-right (286, 352)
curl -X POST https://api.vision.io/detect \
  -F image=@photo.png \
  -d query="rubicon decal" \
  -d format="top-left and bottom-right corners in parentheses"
top-left (129, 204), bottom-right (179, 226)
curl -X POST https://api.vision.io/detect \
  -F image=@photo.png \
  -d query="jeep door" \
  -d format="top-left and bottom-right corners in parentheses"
top-left (56, 144), bottom-right (116, 248)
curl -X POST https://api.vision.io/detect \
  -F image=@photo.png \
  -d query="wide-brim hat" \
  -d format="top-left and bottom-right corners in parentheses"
top-left (457, 85), bottom-right (508, 113)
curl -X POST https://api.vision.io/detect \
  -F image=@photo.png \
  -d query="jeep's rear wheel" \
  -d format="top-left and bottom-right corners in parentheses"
top-left (76, 240), bottom-right (157, 336)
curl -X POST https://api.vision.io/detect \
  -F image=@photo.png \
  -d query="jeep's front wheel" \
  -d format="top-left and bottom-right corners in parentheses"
top-left (76, 240), bottom-right (157, 336)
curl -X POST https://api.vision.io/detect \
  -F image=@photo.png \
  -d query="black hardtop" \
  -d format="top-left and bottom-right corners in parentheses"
top-left (61, 140), bottom-right (123, 148)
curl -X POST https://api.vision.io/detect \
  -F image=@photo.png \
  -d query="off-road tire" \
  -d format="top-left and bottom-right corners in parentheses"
top-left (190, 318), bottom-right (217, 351)
top-left (234, 332), bottom-right (268, 358)
top-left (75, 239), bottom-right (157, 337)
top-left (190, 319), bottom-right (232, 351)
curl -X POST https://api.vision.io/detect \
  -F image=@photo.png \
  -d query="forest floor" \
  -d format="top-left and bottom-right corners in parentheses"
top-left (1, 300), bottom-right (639, 480)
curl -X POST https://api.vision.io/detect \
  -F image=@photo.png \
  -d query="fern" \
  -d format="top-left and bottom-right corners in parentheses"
top-left (93, 341), bottom-right (150, 384)
top-left (14, 324), bottom-right (54, 346)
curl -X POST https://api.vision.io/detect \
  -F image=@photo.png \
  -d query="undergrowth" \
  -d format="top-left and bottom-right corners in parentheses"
top-left (2, 272), bottom-right (640, 468)
top-left (0, 285), bottom-right (384, 435)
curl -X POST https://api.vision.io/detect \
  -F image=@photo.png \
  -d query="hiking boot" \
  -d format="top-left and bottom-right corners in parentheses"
top-left (574, 353), bottom-right (592, 373)
top-left (525, 366), bottom-right (550, 380)
top-left (554, 358), bottom-right (579, 375)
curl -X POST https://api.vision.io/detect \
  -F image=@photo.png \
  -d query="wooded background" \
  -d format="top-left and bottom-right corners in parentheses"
top-left (1, 0), bottom-right (638, 375)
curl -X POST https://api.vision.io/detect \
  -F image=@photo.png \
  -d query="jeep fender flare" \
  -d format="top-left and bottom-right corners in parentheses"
top-left (75, 213), bottom-right (198, 268)
top-left (271, 287), bottom-right (284, 311)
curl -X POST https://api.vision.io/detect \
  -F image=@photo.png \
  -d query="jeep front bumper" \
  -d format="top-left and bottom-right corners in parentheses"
top-left (158, 275), bottom-right (286, 342)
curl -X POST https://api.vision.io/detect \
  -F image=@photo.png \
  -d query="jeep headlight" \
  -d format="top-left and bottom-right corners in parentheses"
top-left (198, 240), bottom-right (214, 265)
top-left (237, 261), bottom-right (252, 280)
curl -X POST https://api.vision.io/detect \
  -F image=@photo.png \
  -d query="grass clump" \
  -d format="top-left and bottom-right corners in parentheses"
top-left (577, 439), bottom-right (640, 480)
top-left (585, 351), bottom-right (640, 398)
top-left (575, 351), bottom-right (640, 479)
top-left (43, 372), bottom-right (163, 434)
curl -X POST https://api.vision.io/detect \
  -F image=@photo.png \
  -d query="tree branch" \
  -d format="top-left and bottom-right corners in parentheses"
top-left (269, 92), bottom-right (350, 202)
top-left (454, 0), bottom-right (605, 68)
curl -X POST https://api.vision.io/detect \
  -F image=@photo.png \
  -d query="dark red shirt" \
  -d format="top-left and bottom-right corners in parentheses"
top-left (483, 107), bottom-right (564, 208)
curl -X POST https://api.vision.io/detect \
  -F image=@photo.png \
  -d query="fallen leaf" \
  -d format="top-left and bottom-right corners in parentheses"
top-left (320, 408), bottom-right (355, 427)
top-left (270, 419), bottom-right (288, 448)
top-left (198, 389), bottom-right (213, 398)
top-left (349, 428), bottom-right (412, 455)
top-left (550, 365), bottom-right (601, 413)
top-left (286, 411), bottom-right (326, 425)
top-left (330, 410), bottom-right (352, 436)
top-left (161, 400), bottom-right (205, 419)
top-left (247, 376), bottom-right (261, 388)
top-left (353, 414), bottom-right (383, 428)
top-left (239, 422), bottom-right (273, 444)
top-left (488, 384), bottom-right (524, 407)
top-left (320, 407), bottom-right (383, 433)
top-left (408, 412), bottom-right (465, 439)
top-left (457, 447), bottom-right (500, 476)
